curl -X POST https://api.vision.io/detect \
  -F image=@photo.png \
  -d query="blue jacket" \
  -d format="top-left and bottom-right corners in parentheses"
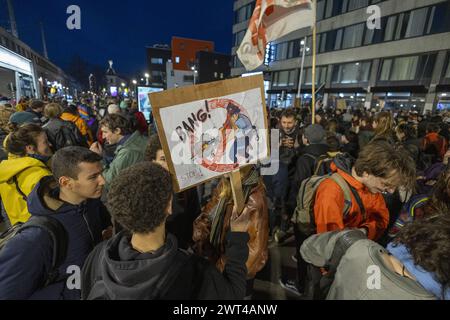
top-left (0, 176), bottom-right (111, 300)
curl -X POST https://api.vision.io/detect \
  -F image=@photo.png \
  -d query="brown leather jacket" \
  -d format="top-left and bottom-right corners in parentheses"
top-left (192, 180), bottom-right (269, 279)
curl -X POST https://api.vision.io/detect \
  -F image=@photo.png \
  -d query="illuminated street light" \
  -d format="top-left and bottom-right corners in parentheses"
top-left (132, 79), bottom-right (137, 85)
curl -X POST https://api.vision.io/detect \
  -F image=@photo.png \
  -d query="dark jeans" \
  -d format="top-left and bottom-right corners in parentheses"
top-left (293, 223), bottom-right (308, 293)
top-left (271, 162), bottom-right (290, 232)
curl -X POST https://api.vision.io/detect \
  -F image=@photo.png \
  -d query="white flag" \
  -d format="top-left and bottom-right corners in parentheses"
top-left (237, 0), bottom-right (314, 71)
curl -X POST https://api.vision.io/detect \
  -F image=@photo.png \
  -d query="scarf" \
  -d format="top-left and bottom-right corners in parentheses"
top-left (28, 153), bottom-right (51, 164)
top-left (387, 242), bottom-right (449, 300)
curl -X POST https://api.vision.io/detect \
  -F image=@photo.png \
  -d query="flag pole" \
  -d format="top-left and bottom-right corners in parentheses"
top-left (311, 0), bottom-right (317, 124)
top-left (296, 36), bottom-right (307, 108)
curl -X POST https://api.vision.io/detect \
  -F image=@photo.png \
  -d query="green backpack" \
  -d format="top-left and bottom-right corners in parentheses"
top-left (291, 173), bottom-right (366, 236)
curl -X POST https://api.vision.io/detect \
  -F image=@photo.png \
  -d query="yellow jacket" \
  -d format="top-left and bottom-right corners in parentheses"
top-left (0, 156), bottom-right (52, 225)
top-left (15, 103), bottom-right (27, 112)
top-left (60, 112), bottom-right (93, 145)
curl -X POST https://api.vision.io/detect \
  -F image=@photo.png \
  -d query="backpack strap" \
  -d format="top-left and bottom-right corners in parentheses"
top-left (329, 174), bottom-right (352, 217)
top-left (308, 229), bottom-right (367, 300)
top-left (329, 173), bottom-right (366, 220)
top-left (324, 229), bottom-right (366, 276)
top-left (12, 175), bottom-right (28, 201)
top-left (313, 154), bottom-right (332, 176)
top-left (409, 196), bottom-right (430, 218)
top-left (304, 153), bottom-right (317, 163)
top-left (19, 215), bottom-right (68, 286)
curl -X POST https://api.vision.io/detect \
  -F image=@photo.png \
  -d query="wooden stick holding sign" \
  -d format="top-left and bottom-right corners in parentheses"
top-left (230, 169), bottom-right (245, 214)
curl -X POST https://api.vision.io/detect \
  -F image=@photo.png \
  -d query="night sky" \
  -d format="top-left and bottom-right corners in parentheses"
top-left (1, 0), bottom-right (234, 77)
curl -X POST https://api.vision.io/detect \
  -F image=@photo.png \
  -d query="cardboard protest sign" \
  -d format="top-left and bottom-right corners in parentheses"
top-left (150, 75), bottom-right (269, 192)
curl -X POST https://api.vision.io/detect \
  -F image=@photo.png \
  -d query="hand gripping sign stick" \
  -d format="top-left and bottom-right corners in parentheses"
top-left (230, 169), bottom-right (245, 214)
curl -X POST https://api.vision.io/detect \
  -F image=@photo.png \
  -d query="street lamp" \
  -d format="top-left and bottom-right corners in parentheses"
top-left (191, 66), bottom-right (198, 85)
top-left (132, 80), bottom-right (137, 98)
top-left (144, 73), bottom-right (149, 85)
top-left (121, 82), bottom-right (126, 87)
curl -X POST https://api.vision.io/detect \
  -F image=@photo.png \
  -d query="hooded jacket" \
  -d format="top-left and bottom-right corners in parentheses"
top-left (81, 231), bottom-right (249, 300)
top-left (102, 131), bottom-right (147, 188)
top-left (0, 176), bottom-right (111, 300)
top-left (0, 156), bottom-right (52, 225)
top-left (300, 230), bottom-right (436, 300)
top-left (313, 154), bottom-right (389, 240)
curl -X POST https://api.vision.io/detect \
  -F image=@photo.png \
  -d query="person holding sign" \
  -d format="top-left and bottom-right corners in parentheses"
top-left (81, 162), bottom-right (250, 300)
top-left (192, 165), bottom-right (269, 299)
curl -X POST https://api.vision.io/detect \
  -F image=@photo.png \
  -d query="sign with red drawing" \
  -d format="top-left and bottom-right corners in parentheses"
top-left (150, 75), bottom-right (269, 192)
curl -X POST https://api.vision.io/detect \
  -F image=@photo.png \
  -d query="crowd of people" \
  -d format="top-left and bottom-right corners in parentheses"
top-left (268, 106), bottom-right (450, 300)
top-left (0, 93), bottom-right (449, 300)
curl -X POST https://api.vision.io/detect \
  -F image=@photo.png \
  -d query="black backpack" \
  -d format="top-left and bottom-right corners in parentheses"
top-left (304, 152), bottom-right (344, 177)
top-left (0, 215), bottom-right (68, 286)
top-left (303, 229), bottom-right (366, 300)
top-left (54, 122), bottom-right (87, 150)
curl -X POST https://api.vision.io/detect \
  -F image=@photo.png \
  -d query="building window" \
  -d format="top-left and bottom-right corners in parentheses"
top-left (278, 71), bottom-right (289, 87)
top-left (234, 30), bottom-right (246, 47)
top-left (175, 56), bottom-right (180, 64)
top-left (324, 0), bottom-right (333, 19)
top-left (151, 58), bottom-right (163, 64)
top-left (317, 0), bottom-right (326, 21)
top-left (233, 55), bottom-right (243, 68)
top-left (390, 56), bottom-right (419, 81)
top-left (304, 66), bottom-right (327, 85)
top-left (334, 29), bottom-right (343, 50)
top-left (275, 42), bottom-right (288, 61)
top-left (342, 23), bottom-right (364, 49)
top-left (380, 59), bottom-right (392, 81)
top-left (445, 58), bottom-right (450, 78)
top-left (347, 0), bottom-right (369, 11)
top-left (214, 72), bottom-right (218, 78)
top-left (319, 33), bottom-right (327, 53)
top-left (234, 2), bottom-right (256, 24)
top-left (184, 75), bottom-right (194, 82)
top-left (332, 61), bottom-right (371, 84)
top-left (214, 59), bottom-right (218, 65)
top-left (364, 27), bottom-right (375, 45)
top-left (220, 73), bottom-right (224, 79)
top-left (404, 7), bottom-right (428, 38)
top-left (273, 70), bottom-right (297, 87)
top-left (428, 1), bottom-right (450, 34)
top-left (384, 16), bottom-right (397, 41)
top-left (152, 70), bottom-right (162, 77)
top-left (380, 54), bottom-right (436, 82)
